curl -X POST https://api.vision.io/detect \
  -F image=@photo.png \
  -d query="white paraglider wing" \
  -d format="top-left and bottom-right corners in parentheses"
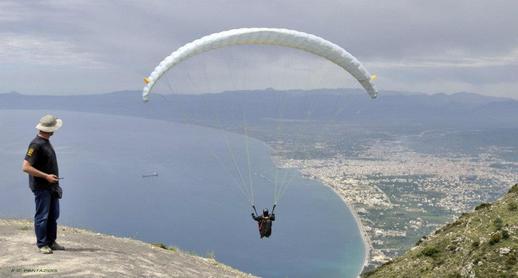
top-left (143, 28), bottom-right (378, 101)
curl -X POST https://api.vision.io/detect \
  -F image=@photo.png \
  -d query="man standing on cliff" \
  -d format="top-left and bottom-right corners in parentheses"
top-left (22, 114), bottom-right (65, 254)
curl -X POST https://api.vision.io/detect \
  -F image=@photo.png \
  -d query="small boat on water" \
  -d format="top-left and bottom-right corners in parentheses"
top-left (142, 172), bottom-right (159, 178)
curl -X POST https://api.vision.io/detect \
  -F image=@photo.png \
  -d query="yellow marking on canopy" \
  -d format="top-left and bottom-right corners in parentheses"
top-left (370, 74), bottom-right (377, 81)
top-left (144, 77), bottom-right (151, 84)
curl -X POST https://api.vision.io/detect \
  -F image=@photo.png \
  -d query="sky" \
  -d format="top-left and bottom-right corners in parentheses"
top-left (1, 0), bottom-right (517, 99)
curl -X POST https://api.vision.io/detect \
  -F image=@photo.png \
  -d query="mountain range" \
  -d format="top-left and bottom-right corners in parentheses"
top-left (1, 89), bottom-right (517, 128)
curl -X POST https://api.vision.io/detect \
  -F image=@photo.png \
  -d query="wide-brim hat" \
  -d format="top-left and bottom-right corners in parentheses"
top-left (35, 114), bottom-right (63, 133)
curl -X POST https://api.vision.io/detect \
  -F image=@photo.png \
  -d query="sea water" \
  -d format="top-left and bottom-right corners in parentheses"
top-left (0, 110), bottom-right (365, 278)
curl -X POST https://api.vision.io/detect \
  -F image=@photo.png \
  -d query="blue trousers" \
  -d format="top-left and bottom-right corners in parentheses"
top-left (33, 189), bottom-right (60, 248)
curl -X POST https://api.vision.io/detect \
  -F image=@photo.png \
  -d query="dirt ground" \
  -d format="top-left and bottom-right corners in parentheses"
top-left (0, 218), bottom-right (256, 277)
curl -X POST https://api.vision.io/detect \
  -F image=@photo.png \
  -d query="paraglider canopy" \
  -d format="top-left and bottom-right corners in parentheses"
top-left (142, 27), bottom-right (378, 101)
top-left (140, 27), bottom-right (380, 214)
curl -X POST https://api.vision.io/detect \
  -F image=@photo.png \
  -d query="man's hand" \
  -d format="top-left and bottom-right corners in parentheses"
top-left (46, 174), bottom-right (59, 183)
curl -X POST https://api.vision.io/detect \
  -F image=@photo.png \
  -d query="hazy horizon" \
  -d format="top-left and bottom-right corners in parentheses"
top-left (3, 87), bottom-right (517, 101)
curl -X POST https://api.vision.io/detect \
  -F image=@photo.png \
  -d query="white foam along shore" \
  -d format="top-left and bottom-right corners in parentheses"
top-left (309, 176), bottom-right (372, 275)
top-left (271, 156), bottom-right (372, 275)
top-left (326, 183), bottom-right (372, 273)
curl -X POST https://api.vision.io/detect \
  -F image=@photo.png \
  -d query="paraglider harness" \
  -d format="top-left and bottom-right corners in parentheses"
top-left (252, 205), bottom-right (276, 238)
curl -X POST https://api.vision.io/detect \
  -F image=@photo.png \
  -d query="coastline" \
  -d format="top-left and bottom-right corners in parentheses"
top-left (326, 184), bottom-right (372, 273)
top-left (270, 155), bottom-right (372, 276)
top-left (304, 175), bottom-right (372, 276)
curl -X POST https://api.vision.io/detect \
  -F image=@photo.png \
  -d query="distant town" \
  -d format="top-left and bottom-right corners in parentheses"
top-left (267, 131), bottom-right (518, 270)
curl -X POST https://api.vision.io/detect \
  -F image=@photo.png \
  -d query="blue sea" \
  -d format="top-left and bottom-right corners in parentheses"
top-left (0, 110), bottom-right (365, 278)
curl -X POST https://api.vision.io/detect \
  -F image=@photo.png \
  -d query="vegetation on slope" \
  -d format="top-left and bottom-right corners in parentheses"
top-left (364, 184), bottom-right (518, 278)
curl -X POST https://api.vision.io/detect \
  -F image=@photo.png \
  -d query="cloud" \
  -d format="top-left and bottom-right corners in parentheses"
top-left (369, 48), bottom-right (518, 68)
top-left (0, 34), bottom-right (106, 68)
top-left (0, 2), bottom-right (24, 22)
top-left (0, 0), bottom-right (517, 98)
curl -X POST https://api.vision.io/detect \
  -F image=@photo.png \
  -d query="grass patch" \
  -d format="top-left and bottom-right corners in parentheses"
top-left (206, 250), bottom-right (216, 260)
top-left (151, 242), bottom-right (177, 252)
top-left (502, 229), bottom-right (510, 240)
top-left (493, 217), bottom-right (503, 230)
top-left (506, 253), bottom-right (518, 267)
top-left (19, 226), bottom-right (30, 231)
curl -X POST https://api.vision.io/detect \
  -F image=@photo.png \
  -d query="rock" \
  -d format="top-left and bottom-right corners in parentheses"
top-left (499, 247), bottom-right (511, 256)
top-left (0, 219), bottom-right (255, 278)
top-left (460, 262), bottom-right (474, 278)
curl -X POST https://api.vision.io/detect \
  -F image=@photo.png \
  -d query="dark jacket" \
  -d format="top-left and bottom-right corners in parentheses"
top-left (252, 213), bottom-right (275, 238)
top-left (24, 136), bottom-right (62, 198)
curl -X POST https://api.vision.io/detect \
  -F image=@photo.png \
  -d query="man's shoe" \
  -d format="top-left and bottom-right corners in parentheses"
top-left (39, 246), bottom-right (53, 254)
top-left (50, 242), bottom-right (65, 250)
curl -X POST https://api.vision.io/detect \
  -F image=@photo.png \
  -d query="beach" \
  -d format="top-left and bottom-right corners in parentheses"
top-left (303, 175), bottom-right (373, 274)
top-left (329, 186), bottom-right (372, 271)
top-left (271, 155), bottom-right (374, 275)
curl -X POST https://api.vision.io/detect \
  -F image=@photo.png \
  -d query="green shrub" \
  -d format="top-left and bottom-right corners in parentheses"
top-left (421, 246), bottom-right (440, 258)
top-left (434, 258), bottom-right (445, 266)
top-left (475, 203), bottom-right (492, 210)
top-left (502, 229), bottom-right (510, 240)
top-left (436, 220), bottom-right (463, 234)
top-left (508, 202), bottom-right (518, 211)
top-left (493, 217), bottom-right (504, 230)
top-left (415, 236), bottom-right (427, 246)
top-left (506, 253), bottom-right (517, 267)
top-left (381, 260), bottom-right (394, 267)
top-left (508, 184), bottom-right (518, 194)
top-left (489, 233), bottom-right (501, 245)
top-left (151, 243), bottom-right (176, 252)
top-left (472, 240), bottom-right (480, 248)
top-left (152, 243), bottom-right (167, 249)
top-left (447, 244), bottom-right (456, 251)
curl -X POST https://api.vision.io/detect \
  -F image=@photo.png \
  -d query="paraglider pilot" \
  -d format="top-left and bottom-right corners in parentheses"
top-left (252, 207), bottom-right (275, 238)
